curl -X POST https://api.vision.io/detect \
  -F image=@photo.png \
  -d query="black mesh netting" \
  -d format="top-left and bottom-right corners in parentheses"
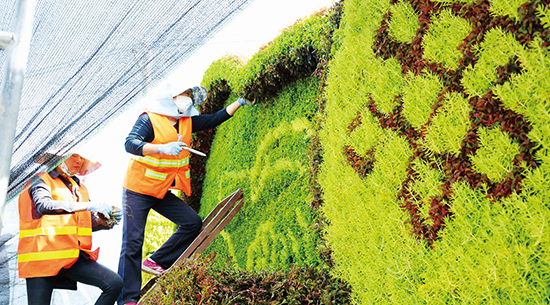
top-left (0, 0), bottom-right (254, 202)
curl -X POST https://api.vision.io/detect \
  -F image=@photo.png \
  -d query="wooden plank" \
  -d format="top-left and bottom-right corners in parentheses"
top-left (172, 189), bottom-right (242, 266)
top-left (193, 198), bottom-right (244, 255)
top-left (139, 189), bottom-right (243, 301)
top-left (203, 189), bottom-right (240, 225)
top-left (139, 275), bottom-right (158, 301)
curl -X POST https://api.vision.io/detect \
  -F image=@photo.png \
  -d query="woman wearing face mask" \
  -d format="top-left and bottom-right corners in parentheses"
top-left (117, 86), bottom-right (252, 305)
top-left (18, 153), bottom-right (123, 305)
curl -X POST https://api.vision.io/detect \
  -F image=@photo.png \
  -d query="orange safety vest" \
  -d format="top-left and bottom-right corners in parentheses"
top-left (123, 112), bottom-right (192, 198)
top-left (18, 173), bottom-right (99, 278)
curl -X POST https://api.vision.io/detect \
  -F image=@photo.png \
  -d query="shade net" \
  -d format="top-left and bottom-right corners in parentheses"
top-left (0, 0), bottom-right (254, 202)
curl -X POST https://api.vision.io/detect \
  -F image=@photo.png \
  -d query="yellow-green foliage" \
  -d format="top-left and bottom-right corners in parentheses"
top-left (195, 11), bottom-right (335, 271)
top-left (410, 158), bottom-right (444, 225)
top-left (199, 78), bottom-right (321, 270)
top-left (489, 0), bottom-right (529, 21)
top-left (470, 127), bottom-right (521, 183)
top-left (201, 55), bottom-right (243, 89)
top-left (231, 11), bottom-right (333, 95)
top-left (388, 1), bottom-right (420, 44)
top-left (424, 92), bottom-right (472, 157)
top-left (462, 28), bottom-right (524, 97)
top-left (370, 57), bottom-right (406, 114)
top-left (402, 71), bottom-right (443, 130)
top-left (348, 113), bottom-right (384, 155)
top-left (422, 10), bottom-right (471, 70)
top-left (320, 0), bottom-right (550, 303)
top-left (432, 0), bottom-right (476, 3)
top-left (421, 181), bottom-right (550, 304)
top-left (538, 5), bottom-right (550, 29)
top-left (493, 38), bottom-right (550, 150)
top-left (411, 159), bottom-right (444, 202)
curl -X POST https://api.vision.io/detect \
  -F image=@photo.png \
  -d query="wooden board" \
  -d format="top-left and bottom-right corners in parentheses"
top-left (138, 189), bottom-right (244, 301)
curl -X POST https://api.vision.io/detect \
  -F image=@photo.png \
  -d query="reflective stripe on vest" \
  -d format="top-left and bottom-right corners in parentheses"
top-left (19, 226), bottom-right (78, 238)
top-left (132, 155), bottom-right (189, 168)
top-left (145, 169), bottom-right (168, 181)
top-left (17, 172), bottom-right (98, 278)
top-left (18, 249), bottom-right (80, 263)
top-left (123, 112), bottom-right (193, 198)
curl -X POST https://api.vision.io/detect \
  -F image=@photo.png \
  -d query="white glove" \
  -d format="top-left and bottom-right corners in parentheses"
top-left (86, 202), bottom-right (112, 217)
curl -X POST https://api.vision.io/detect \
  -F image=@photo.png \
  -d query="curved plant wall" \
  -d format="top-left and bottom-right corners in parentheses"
top-left (197, 8), bottom-right (341, 270)
top-left (199, 79), bottom-right (322, 270)
top-left (320, 0), bottom-right (550, 303)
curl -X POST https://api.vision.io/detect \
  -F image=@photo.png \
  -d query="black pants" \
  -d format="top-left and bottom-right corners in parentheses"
top-left (117, 188), bottom-right (203, 304)
top-left (26, 252), bottom-right (123, 305)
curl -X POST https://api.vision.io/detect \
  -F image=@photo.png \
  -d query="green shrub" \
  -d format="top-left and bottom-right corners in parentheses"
top-left (232, 10), bottom-right (335, 99)
top-left (489, 0), bottom-right (529, 21)
top-left (401, 71), bottom-right (443, 131)
top-left (140, 256), bottom-right (352, 305)
top-left (199, 78), bottom-right (322, 270)
top-left (201, 55), bottom-right (243, 94)
top-left (538, 5), bottom-right (550, 29)
top-left (320, 0), bottom-right (550, 304)
top-left (493, 38), bottom-right (550, 149)
top-left (424, 92), bottom-right (472, 157)
top-left (388, 1), bottom-right (419, 44)
top-left (462, 28), bottom-right (523, 98)
top-left (470, 126), bottom-right (521, 183)
top-left (422, 9), bottom-right (471, 71)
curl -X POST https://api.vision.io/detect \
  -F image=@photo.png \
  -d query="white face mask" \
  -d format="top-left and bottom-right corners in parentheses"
top-left (174, 96), bottom-right (193, 113)
top-left (60, 161), bottom-right (75, 176)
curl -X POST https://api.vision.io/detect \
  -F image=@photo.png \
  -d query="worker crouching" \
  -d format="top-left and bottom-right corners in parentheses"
top-left (18, 153), bottom-right (123, 305)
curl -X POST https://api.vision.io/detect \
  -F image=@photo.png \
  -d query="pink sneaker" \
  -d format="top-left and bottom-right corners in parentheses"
top-left (141, 258), bottom-right (165, 275)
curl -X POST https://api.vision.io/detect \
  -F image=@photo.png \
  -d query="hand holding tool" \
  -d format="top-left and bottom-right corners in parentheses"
top-left (176, 134), bottom-right (207, 157)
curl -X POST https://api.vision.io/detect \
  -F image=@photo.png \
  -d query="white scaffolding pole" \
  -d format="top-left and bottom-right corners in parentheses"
top-left (0, 0), bottom-right (37, 237)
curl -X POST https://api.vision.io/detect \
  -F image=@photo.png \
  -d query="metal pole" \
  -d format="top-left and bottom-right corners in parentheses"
top-left (0, 0), bottom-right (37, 237)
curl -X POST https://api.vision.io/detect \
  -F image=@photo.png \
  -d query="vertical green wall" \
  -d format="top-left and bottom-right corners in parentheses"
top-left (320, 0), bottom-right (550, 303)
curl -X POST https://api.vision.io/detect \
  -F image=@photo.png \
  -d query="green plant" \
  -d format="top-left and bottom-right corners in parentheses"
top-left (462, 27), bottom-right (523, 98)
top-left (401, 71), bottom-right (443, 131)
top-left (422, 9), bottom-right (471, 71)
top-left (470, 126), bottom-right (521, 183)
top-left (140, 256), bottom-right (352, 305)
top-left (369, 57), bottom-right (406, 114)
top-left (199, 78), bottom-right (322, 270)
top-left (320, 0), bottom-right (550, 304)
top-left (388, 1), bottom-right (420, 44)
top-left (489, 0), bottom-right (529, 21)
top-left (424, 92), bottom-right (472, 157)
top-left (538, 4), bottom-right (550, 29)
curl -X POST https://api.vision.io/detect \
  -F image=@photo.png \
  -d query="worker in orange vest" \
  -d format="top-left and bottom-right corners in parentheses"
top-left (118, 85), bottom-right (252, 305)
top-left (18, 153), bottom-right (123, 305)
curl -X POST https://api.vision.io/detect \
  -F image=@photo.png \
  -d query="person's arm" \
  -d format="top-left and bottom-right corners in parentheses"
top-left (225, 99), bottom-right (243, 116)
top-left (226, 97), bottom-right (254, 116)
top-left (125, 113), bottom-right (182, 156)
top-left (125, 113), bottom-right (159, 156)
top-left (28, 179), bottom-right (76, 218)
top-left (28, 179), bottom-right (109, 216)
top-left (191, 107), bottom-right (232, 132)
top-left (192, 98), bottom-right (253, 132)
